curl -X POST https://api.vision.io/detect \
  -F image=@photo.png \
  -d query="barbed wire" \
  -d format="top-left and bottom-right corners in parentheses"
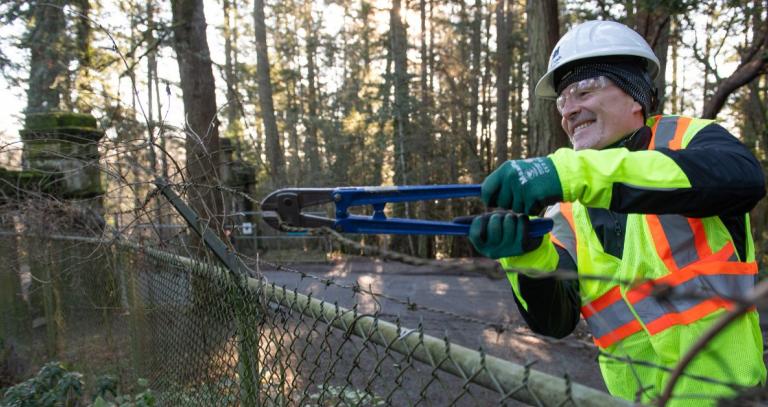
top-left (236, 251), bottom-right (596, 349)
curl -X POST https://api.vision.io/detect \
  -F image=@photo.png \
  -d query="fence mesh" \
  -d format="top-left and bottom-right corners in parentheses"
top-left (1, 180), bottom-right (767, 406)
top-left (0, 232), bottom-right (629, 406)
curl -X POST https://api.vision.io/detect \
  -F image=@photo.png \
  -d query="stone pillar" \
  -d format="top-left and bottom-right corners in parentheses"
top-left (20, 112), bottom-right (104, 198)
top-left (19, 111), bottom-right (105, 232)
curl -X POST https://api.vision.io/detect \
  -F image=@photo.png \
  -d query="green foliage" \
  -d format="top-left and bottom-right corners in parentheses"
top-left (2, 362), bottom-right (82, 407)
top-left (1, 363), bottom-right (154, 407)
top-left (305, 384), bottom-right (385, 406)
top-left (162, 378), bottom-right (237, 406)
top-left (91, 379), bottom-right (155, 407)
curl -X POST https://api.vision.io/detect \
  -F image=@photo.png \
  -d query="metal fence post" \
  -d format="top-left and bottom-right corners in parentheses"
top-left (154, 179), bottom-right (263, 405)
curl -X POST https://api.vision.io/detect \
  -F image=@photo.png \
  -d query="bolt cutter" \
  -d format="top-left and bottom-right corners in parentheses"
top-left (260, 184), bottom-right (553, 237)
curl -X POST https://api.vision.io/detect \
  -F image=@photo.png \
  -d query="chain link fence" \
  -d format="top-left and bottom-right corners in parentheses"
top-left (0, 232), bottom-right (630, 406)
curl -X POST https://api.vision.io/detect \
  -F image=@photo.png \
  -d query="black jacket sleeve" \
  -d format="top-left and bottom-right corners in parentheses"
top-left (512, 246), bottom-right (581, 338)
top-left (610, 123), bottom-right (766, 217)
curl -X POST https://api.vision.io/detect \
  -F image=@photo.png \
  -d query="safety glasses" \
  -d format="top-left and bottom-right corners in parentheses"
top-left (556, 76), bottom-right (611, 114)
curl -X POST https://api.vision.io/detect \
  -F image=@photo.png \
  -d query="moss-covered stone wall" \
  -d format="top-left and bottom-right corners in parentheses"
top-left (19, 112), bottom-right (104, 199)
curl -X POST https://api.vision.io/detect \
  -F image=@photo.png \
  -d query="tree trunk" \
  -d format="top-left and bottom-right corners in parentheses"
top-left (391, 0), bottom-right (410, 186)
top-left (304, 1), bottom-right (322, 181)
top-left (223, 0), bottom-right (243, 140)
top-left (631, 7), bottom-right (672, 116)
top-left (390, 0), bottom-right (415, 254)
top-left (373, 23), bottom-right (391, 189)
top-left (526, 0), bottom-right (566, 157)
top-left (512, 18), bottom-right (524, 159)
top-left (669, 16), bottom-right (679, 114)
top-left (25, 0), bottom-right (67, 113)
top-left (470, 0), bottom-right (482, 158)
top-left (71, 0), bottom-right (92, 113)
top-left (495, 0), bottom-right (511, 167)
top-left (481, 8), bottom-right (493, 172)
top-left (455, 0), bottom-right (485, 181)
top-left (254, 0), bottom-right (286, 186)
top-left (417, 0), bottom-right (434, 258)
top-left (170, 0), bottom-right (223, 230)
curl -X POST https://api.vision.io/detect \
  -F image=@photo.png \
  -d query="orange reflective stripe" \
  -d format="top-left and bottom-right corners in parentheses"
top-left (688, 218), bottom-right (713, 258)
top-left (645, 298), bottom-right (733, 335)
top-left (626, 243), bottom-right (751, 302)
top-left (581, 285), bottom-right (622, 318)
top-left (648, 114), bottom-right (663, 149)
top-left (593, 319), bottom-right (643, 348)
top-left (648, 114), bottom-right (663, 150)
top-left (646, 214), bottom-right (679, 272)
top-left (668, 116), bottom-right (692, 150)
top-left (560, 203), bottom-right (576, 237)
top-left (547, 202), bottom-right (578, 263)
top-left (651, 116), bottom-right (681, 149)
top-left (647, 214), bottom-right (717, 271)
top-left (581, 244), bottom-right (756, 348)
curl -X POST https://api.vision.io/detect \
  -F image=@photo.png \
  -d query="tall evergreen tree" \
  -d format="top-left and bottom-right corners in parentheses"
top-left (525, 0), bottom-right (566, 157)
top-left (495, 0), bottom-right (511, 168)
top-left (254, 0), bottom-right (286, 186)
top-left (303, 0), bottom-right (322, 181)
top-left (25, 0), bottom-right (68, 113)
top-left (170, 0), bottom-right (224, 230)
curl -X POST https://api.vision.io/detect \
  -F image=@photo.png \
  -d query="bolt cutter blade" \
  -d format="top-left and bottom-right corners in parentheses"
top-left (260, 188), bottom-right (336, 230)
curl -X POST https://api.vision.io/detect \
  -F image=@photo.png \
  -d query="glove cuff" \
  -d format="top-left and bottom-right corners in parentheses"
top-left (498, 236), bottom-right (558, 275)
top-left (500, 237), bottom-right (558, 312)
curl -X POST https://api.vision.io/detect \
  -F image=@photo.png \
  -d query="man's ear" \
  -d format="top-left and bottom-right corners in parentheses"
top-left (630, 100), bottom-right (646, 120)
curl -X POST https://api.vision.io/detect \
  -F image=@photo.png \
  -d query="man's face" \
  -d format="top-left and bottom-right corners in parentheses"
top-left (558, 77), bottom-right (643, 150)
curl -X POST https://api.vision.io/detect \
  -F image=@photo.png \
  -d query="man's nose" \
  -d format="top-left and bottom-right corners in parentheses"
top-left (560, 98), bottom-right (580, 121)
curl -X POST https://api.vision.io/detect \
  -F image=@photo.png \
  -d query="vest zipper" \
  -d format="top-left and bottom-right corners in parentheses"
top-left (609, 211), bottom-right (623, 253)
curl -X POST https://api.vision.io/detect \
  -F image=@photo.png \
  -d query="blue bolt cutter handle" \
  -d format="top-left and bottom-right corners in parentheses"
top-left (260, 184), bottom-right (553, 237)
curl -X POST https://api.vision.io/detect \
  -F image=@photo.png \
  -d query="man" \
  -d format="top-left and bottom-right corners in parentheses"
top-left (468, 20), bottom-right (766, 404)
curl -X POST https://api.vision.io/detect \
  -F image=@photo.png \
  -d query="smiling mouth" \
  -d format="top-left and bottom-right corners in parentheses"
top-left (573, 120), bottom-right (595, 134)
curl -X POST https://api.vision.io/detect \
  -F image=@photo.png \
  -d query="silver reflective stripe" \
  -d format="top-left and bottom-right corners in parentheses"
top-left (545, 203), bottom-right (577, 262)
top-left (696, 273), bottom-right (754, 300)
top-left (585, 274), bottom-right (754, 339)
top-left (632, 295), bottom-right (670, 324)
top-left (632, 274), bottom-right (754, 324)
top-left (653, 116), bottom-right (678, 149)
top-left (584, 300), bottom-right (635, 339)
top-left (657, 214), bottom-right (699, 269)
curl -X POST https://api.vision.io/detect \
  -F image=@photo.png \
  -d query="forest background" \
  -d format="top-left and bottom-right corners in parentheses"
top-left (0, 0), bottom-right (767, 260)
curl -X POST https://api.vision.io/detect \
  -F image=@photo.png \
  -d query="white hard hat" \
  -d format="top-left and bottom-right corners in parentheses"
top-left (535, 20), bottom-right (660, 99)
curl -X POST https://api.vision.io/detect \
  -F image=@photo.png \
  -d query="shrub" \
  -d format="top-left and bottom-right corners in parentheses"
top-left (1, 362), bottom-right (154, 407)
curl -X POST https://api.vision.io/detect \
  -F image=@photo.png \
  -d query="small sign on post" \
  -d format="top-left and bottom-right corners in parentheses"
top-left (241, 222), bottom-right (253, 235)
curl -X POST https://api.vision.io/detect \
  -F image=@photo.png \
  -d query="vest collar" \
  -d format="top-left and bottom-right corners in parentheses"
top-left (604, 126), bottom-right (652, 151)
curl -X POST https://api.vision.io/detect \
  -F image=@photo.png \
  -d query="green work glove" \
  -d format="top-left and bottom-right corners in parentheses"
top-left (468, 212), bottom-right (544, 259)
top-left (482, 157), bottom-right (563, 215)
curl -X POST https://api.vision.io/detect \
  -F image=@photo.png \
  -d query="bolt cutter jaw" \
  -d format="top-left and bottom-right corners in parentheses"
top-left (260, 188), bottom-right (335, 230)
